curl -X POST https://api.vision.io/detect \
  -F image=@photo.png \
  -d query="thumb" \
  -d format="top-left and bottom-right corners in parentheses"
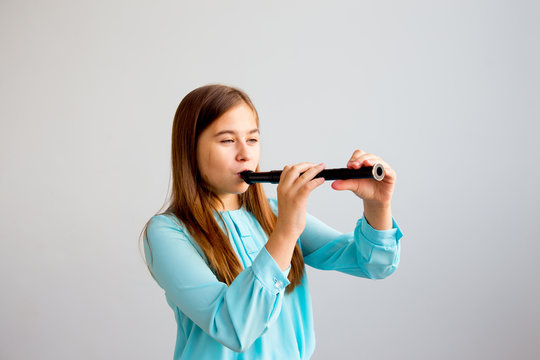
top-left (331, 179), bottom-right (357, 191)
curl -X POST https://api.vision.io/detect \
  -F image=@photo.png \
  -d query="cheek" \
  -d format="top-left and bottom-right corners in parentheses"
top-left (196, 147), bottom-right (212, 180)
top-left (201, 148), bottom-right (227, 178)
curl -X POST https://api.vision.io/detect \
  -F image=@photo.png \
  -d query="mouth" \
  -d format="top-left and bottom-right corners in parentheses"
top-left (237, 169), bottom-right (252, 178)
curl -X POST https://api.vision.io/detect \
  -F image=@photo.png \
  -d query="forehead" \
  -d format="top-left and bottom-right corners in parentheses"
top-left (208, 102), bottom-right (258, 131)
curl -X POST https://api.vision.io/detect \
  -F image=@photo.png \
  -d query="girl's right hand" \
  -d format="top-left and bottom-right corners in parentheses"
top-left (274, 162), bottom-right (326, 239)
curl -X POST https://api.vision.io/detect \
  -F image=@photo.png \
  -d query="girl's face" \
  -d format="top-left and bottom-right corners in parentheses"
top-left (196, 102), bottom-right (260, 205)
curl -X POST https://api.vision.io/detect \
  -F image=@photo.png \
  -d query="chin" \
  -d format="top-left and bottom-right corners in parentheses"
top-left (233, 184), bottom-right (250, 194)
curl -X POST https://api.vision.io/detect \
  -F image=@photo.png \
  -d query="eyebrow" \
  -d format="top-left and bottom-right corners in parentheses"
top-left (213, 129), bottom-right (260, 137)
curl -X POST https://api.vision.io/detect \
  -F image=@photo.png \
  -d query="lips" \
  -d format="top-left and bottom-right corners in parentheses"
top-left (237, 169), bottom-right (252, 177)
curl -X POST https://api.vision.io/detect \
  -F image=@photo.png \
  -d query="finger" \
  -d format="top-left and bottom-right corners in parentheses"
top-left (350, 149), bottom-right (366, 160)
top-left (302, 176), bottom-right (326, 193)
top-left (347, 154), bottom-right (377, 169)
top-left (348, 158), bottom-right (396, 183)
top-left (293, 163), bottom-right (326, 190)
top-left (330, 180), bottom-right (356, 190)
top-left (362, 158), bottom-right (395, 180)
top-left (347, 149), bottom-right (364, 165)
top-left (378, 161), bottom-right (396, 181)
top-left (279, 162), bottom-right (317, 187)
top-left (345, 151), bottom-right (396, 181)
top-left (347, 150), bottom-right (370, 162)
top-left (361, 159), bottom-right (395, 181)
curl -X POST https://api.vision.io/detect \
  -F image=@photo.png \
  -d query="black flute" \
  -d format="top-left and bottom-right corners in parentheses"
top-left (240, 163), bottom-right (385, 184)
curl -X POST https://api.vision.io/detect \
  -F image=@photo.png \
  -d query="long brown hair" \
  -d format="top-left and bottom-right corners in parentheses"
top-left (140, 84), bottom-right (304, 293)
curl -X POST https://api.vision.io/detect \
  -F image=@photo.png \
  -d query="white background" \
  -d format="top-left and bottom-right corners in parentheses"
top-left (1, 1), bottom-right (539, 359)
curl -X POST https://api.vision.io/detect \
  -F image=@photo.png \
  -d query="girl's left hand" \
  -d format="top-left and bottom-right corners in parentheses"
top-left (330, 149), bottom-right (396, 205)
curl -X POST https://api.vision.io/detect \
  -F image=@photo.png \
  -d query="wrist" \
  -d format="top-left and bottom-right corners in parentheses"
top-left (363, 199), bottom-right (392, 210)
top-left (363, 201), bottom-right (392, 230)
top-left (273, 221), bottom-right (301, 240)
top-left (266, 225), bottom-right (298, 271)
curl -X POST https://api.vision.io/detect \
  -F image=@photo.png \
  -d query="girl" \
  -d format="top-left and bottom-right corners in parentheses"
top-left (141, 84), bottom-right (403, 359)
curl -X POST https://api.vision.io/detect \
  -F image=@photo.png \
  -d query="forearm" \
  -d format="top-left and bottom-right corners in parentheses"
top-left (265, 225), bottom-right (297, 271)
top-left (363, 200), bottom-right (392, 230)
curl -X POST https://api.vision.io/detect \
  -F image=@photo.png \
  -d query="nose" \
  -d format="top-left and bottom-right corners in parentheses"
top-left (236, 141), bottom-right (252, 162)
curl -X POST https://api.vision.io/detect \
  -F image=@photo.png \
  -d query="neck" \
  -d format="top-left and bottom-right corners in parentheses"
top-left (215, 193), bottom-right (241, 211)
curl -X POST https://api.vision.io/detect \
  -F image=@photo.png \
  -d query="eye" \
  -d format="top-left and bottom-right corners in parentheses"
top-left (248, 138), bottom-right (259, 143)
top-left (220, 139), bottom-right (234, 143)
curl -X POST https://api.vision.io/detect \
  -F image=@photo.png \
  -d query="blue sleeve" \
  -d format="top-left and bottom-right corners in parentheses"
top-left (268, 198), bottom-right (403, 279)
top-left (144, 214), bottom-right (291, 353)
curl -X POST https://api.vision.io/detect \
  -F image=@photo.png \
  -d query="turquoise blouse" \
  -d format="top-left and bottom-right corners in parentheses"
top-left (144, 198), bottom-right (403, 359)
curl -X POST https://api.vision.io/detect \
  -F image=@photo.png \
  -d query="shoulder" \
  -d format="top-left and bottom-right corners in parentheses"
top-left (148, 212), bottom-right (181, 228)
top-left (147, 213), bottom-right (189, 242)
